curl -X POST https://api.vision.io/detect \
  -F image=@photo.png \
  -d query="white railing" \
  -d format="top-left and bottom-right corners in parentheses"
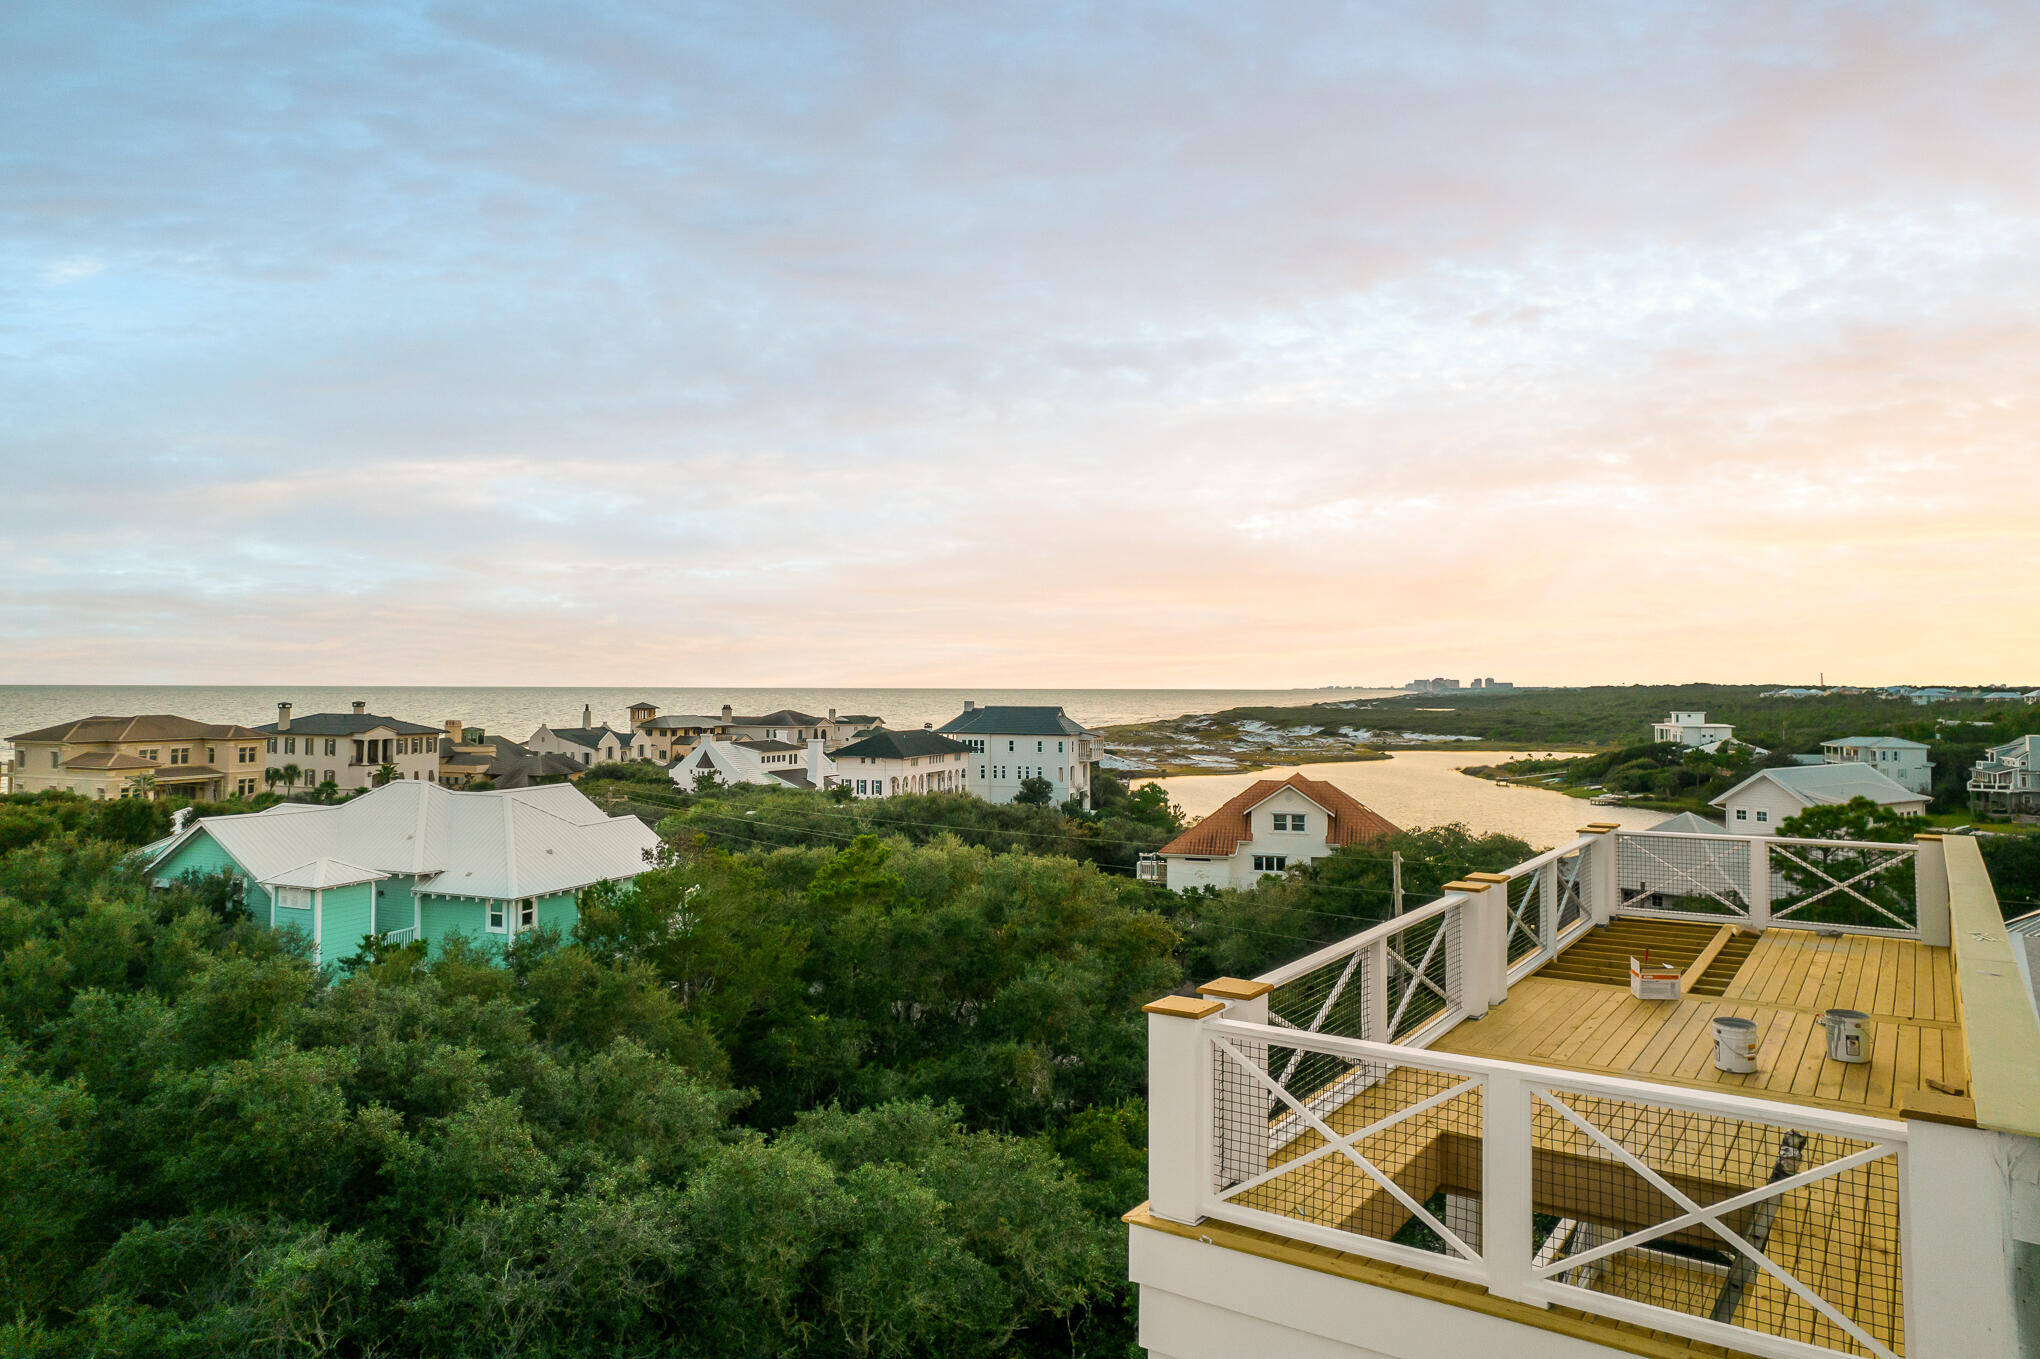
top-left (1176, 1014), bottom-right (1909, 1359)
top-left (380, 926), bottom-right (418, 946)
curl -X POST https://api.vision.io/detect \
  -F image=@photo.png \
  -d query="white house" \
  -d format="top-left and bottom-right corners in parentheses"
top-left (527, 704), bottom-right (663, 767)
top-left (937, 702), bottom-right (1098, 808)
top-left (1970, 734), bottom-right (2040, 818)
top-left (1711, 762), bottom-right (1928, 834)
top-left (1820, 735), bottom-right (1934, 795)
top-left (668, 737), bottom-right (836, 791)
top-left (1145, 771), bottom-right (1399, 890)
top-left (255, 702), bottom-right (444, 794)
top-left (1651, 710), bottom-right (1736, 750)
top-left (831, 728), bottom-right (971, 798)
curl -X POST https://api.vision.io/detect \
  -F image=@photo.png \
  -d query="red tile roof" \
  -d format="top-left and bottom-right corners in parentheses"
top-left (1158, 772), bottom-right (1400, 857)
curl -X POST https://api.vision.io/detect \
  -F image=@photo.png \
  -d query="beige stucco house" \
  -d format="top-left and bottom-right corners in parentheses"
top-left (6, 714), bottom-right (268, 801)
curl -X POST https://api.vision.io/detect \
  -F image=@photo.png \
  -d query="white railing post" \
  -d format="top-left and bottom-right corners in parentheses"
top-left (1145, 995), bottom-right (1223, 1225)
top-left (1480, 1068), bottom-right (1543, 1307)
top-left (1441, 889), bottom-right (1486, 1020)
top-left (1902, 1121), bottom-right (2023, 1359)
top-left (1366, 937), bottom-right (1389, 1041)
top-left (1540, 857), bottom-right (1559, 951)
top-left (1913, 834), bottom-right (1950, 947)
top-left (1747, 836), bottom-right (1772, 931)
top-left (1466, 873), bottom-right (1512, 1005)
top-left (1581, 824), bottom-right (1619, 925)
top-left (1199, 978), bottom-right (1273, 1189)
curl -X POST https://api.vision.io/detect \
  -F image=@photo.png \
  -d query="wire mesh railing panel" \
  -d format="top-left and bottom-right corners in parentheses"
top-left (1506, 867), bottom-right (1546, 965)
top-left (1267, 947), bottom-right (1373, 1104)
top-left (1386, 905), bottom-right (1463, 1042)
top-left (1768, 842), bottom-right (1918, 936)
top-left (1555, 847), bottom-right (1590, 935)
top-left (1526, 1084), bottom-right (1903, 1358)
top-left (1616, 833), bottom-right (1753, 919)
top-left (1212, 1035), bottom-right (1485, 1264)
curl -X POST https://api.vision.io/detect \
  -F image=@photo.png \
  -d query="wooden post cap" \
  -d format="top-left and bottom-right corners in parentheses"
top-left (1585, 821), bottom-right (1623, 831)
top-left (1439, 880), bottom-right (1483, 893)
top-left (1198, 977), bottom-right (1274, 1001)
top-left (1464, 871), bottom-right (1511, 885)
top-left (1143, 995), bottom-right (1225, 1019)
top-left (1578, 825), bottom-right (1615, 835)
top-left (1913, 832), bottom-right (1944, 842)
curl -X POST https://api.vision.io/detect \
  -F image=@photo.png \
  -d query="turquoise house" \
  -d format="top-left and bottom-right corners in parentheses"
top-left (148, 781), bottom-right (660, 965)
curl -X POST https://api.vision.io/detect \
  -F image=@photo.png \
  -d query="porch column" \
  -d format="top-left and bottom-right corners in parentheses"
top-left (1146, 994), bottom-right (1223, 1225)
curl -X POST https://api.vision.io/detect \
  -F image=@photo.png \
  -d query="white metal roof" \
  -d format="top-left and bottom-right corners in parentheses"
top-left (263, 857), bottom-right (388, 889)
top-left (1821, 736), bottom-right (1930, 751)
top-left (1644, 811), bottom-right (1730, 835)
top-left (159, 782), bottom-right (659, 900)
top-left (1710, 763), bottom-right (1927, 811)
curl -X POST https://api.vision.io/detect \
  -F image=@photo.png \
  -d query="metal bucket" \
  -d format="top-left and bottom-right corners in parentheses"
top-left (1712, 1016), bottom-right (1759, 1073)
top-left (1820, 1009), bottom-right (1869, 1064)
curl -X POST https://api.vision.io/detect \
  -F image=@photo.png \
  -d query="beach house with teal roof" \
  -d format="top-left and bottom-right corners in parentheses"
top-left (146, 781), bottom-right (660, 965)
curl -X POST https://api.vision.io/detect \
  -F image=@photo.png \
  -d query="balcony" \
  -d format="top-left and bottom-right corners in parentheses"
top-left (1131, 827), bottom-right (2040, 1359)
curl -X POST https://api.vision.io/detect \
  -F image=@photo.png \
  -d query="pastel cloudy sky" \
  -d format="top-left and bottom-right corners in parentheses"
top-left (6, 2), bottom-right (2038, 687)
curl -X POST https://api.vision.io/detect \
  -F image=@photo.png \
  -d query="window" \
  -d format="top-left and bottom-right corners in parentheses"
top-left (856, 779), bottom-right (867, 793)
top-left (169, 748), bottom-right (190, 765)
top-left (1037, 741), bottom-right (1043, 752)
top-left (207, 746), bottom-right (217, 763)
top-left (239, 745), bottom-right (256, 763)
top-left (1252, 855), bottom-right (1288, 873)
top-left (1755, 811), bottom-right (1768, 823)
top-left (48, 751), bottom-right (58, 768)
top-left (1734, 808), bottom-right (1748, 821)
top-left (487, 902), bottom-right (506, 932)
top-left (267, 737), bottom-right (278, 753)
top-left (325, 738), bottom-right (337, 756)
top-left (519, 899), bottom-right (535, 928)
top-left (278, 887), bottom-right (312, 911)
top-left (140, 748), bottom-right (158, 761)
top-left (285, 737), bottom-right (297, 754)
top-left (1272, 812), bottom-right (1307, 831)
top-left (325, 770), bottom-right (335, 785)
top-left (1008, 740), bottom-right (1015, 752)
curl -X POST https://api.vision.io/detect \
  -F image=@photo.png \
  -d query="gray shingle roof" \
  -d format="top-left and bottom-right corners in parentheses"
top-left (936, 705), bottom-right (1089, 738)
top-left (833, 729), bottom-right (971, 761)
top-left (256, 713), bottom-right (444, 737)
top-left (546, 726), bottom-right (621, 749)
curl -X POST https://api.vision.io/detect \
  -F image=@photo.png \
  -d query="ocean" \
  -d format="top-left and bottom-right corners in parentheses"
top-left (0, 685), bottom-right (1399, 751)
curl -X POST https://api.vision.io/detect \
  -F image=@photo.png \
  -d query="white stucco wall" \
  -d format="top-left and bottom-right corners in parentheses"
top-left (267, 725), bottom-right (439, 792)
top-left (961, 731), bottom-right (1092, 807)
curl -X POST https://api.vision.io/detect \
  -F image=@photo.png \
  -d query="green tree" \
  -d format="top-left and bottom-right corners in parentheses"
top-left (1014, 775), bottom-right (1053, 806)
top-left (374, 763), bottom-right (399, 788)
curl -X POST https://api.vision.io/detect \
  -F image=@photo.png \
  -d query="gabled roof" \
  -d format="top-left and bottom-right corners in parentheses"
top-left (1646, 811), bottom-right (1730, 835)
top-left (544, 726), bottom-right (623, 750)
top-left (1158, 772), bottom-right (1399, 857)
top-left (9, 714), bottom-right (264, 744)
top-left (833, 729), bottom-right (971, 761)
top-left (154, 782), bottom-right (658, 900)
top-left (1710, 763), bottom-right (1926, 811)
top-left (738, 709), bottom-right (822, 726)
top-left (937, 705), bottom-right (1090, 738)
top-left (256, 712), bottom-right (444, 737)
top-left (1821, 736), bottom-right (1930, 751)
top-left (670, 739), bottom-right (834, 789)
top-left (736, 739), bottom-right (803, 753)
top-left (263, 857), bottom-right (388, 890)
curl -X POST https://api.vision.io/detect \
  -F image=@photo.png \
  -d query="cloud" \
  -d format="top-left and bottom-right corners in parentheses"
top-left (1, 1), bottom-right (2037, 685)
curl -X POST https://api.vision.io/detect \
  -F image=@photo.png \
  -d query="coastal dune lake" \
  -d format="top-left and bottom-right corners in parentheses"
top-left (1147, 751), bottom-right (1666, 850)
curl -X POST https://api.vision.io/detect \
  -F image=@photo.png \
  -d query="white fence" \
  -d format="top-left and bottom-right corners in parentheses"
top-left (1179, 1015), bottom-right (1909, 1359)
top-left (379, 926), bottom-right (418, 946)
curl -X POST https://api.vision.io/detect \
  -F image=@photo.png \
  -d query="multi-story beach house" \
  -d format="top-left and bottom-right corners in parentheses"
top-left (668, 736), bottom-right (837, 791)
top-left (1711, 765), bottom-right (1927, 834)
top-left (1652, 711), bottom-right (1737, 751)
top-left (527, 705), bottom-right (643, 766)
top-left (6, 714), bottom-right (268, 801)
top-left (832, 728), bottom-right (972, 798)
top-left (1142, 772), bottom-right (1399, 889)
top-left (938, 702), bottom-right (1099, 808)
top-left (1127, 822), bottom-right (2040, 1359)
top-left (144, 781), bottom-right (659, 965)
top-left (1968, 735), bottom-right (2040, 820)
top-left (1817, 737), bottom-right (1933, 796)
top-left (255, 702), bottom-right (444, 793)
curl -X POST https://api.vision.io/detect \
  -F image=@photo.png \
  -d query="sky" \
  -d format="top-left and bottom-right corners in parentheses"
top-left (5, 1), bottom-right (2039, 688)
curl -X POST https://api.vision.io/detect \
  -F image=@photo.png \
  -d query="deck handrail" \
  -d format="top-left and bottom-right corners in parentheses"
top-left (1253, 889), bottom-right (1466, 988)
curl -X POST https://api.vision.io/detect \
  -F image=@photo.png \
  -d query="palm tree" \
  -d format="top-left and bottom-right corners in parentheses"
top-left (129, 773), bottom-right (157, 801)
top-left (280, 763), bottom-right (303, 796)
top-left (262, 768), bottom-right (281, 795)
top-left (374, 762), bottom-right (399, 787)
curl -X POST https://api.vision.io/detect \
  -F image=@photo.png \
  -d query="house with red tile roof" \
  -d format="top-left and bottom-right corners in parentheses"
top-left (1145, 771), bottom-right (1399, 890)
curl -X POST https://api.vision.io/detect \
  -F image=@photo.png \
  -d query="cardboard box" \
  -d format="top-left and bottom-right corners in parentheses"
top-left (1630, 955), bottom-right (1681, 1001)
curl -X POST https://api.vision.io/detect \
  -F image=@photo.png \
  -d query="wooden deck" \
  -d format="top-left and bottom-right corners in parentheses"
top-left (1210, 925), bottom-right (1941, 1356)
top-left (1434, 925), bottom-right (1970, 1120)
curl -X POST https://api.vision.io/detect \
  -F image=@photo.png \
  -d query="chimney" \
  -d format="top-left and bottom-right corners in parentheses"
top-left (352, 700), bottom-right (366, 715)
top-left (583, 703), bottom-right (593, 729)
top-left (828, 708), bottom-right (837, 721)
top-left (445, 718), bottom-right (462, 739)
top-left (923, 721), bottom-right (932, 729)
top-left (721, 703), bottom-right (733, 719)
top-left (963, 700), bottom-right (975, 712)
top-left (808, 738), bottom-right (827, 787)
top-left (277, 702), bottom-right (291, 732)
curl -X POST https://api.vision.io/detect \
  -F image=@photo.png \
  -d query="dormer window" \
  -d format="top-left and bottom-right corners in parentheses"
top-left (1272, 812), bottom-right (1307, 831)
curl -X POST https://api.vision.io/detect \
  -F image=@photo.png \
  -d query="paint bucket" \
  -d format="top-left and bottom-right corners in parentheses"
top-left (1712, 1016), bottom-right (1759, 1073)
top-left (1819, 1009), bottom-right (1869, 1064)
